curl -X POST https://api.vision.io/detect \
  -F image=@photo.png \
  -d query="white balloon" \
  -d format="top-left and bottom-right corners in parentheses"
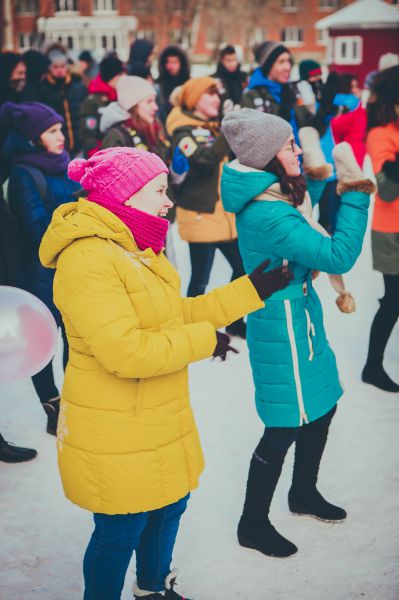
top-left (0, 286), bottom-right (58, 382)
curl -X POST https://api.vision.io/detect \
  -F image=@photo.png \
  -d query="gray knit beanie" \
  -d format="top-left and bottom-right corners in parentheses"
top-left (221, 108), bottom-right (293, 169)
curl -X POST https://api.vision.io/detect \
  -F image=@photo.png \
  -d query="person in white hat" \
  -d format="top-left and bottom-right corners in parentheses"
top-left (100, 75), bottom-right (169, 163)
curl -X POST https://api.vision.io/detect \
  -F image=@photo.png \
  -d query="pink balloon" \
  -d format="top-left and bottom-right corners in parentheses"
top-left (0, 286), bottom-right (58, 382)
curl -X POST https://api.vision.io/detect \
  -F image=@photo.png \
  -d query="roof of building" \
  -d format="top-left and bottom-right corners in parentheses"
top-left (316, 0), bottom-right (399, 30)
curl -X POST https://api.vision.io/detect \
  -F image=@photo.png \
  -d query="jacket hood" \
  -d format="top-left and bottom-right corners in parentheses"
top-left (158, 45), bottom-right (190, 84)
top-left (333, 93), bottom-right (360, 112)
top-left (247, 67), bottom-right (272, 90)
top-left (88, 74), bottom-right (116, 100)
top-left (166, 106), bottom-right (217, 136)
top-left (3, 129), bottom-right (34, 158)
top-left (221, 159), bottom-right (277, 214)
top-left (99, 101), bottom-right (130, 134)
top-left (39, 198), bottom-right (137, 268)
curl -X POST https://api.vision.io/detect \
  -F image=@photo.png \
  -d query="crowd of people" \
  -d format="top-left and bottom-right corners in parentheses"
top-left (0, 38), bottom-right (398, 600)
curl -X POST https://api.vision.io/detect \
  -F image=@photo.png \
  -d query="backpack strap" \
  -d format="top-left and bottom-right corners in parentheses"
top-left (21, 165), bottom-right (49, 207)
top-left (112, 124), bottom-right (135, 147)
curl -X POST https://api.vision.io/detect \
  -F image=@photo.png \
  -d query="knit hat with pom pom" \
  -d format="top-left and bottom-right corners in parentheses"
top-left (0, 101), bottom-right (63, 142)
top-left (68, 147), bottom-right (169, 204)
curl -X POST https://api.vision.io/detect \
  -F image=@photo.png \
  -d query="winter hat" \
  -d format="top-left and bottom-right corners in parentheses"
top-left (48, 49), bottom-right (67, 65)
top-left (378, 52), bottom-right (399, 72)
top-left (0, 101), bottom-right (64, 142)
top-left (221, 108), bottom-right (292, 170)
top-left (78, 50), bottom-right (94, 65)
top-left (23, 49), bottom-right (50, 84)
top-left (116, 76), bottom-right (155, 111)
top-left (128, 39), bottom-right (154, 68)
top-left (179, 77), bottom-right (217, 110)
top-left (100, 55), bottom-right (125, 83)
top-left (299, 59), bottom-right (321, 81)
top-left (0, 52), bottom-right (24, 86)
top-left (68, 147), bottom-right (169, 204)
top-left (255, 41), bottom-right (290, 76)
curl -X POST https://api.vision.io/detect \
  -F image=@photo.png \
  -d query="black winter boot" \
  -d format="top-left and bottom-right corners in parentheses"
top-left (362, 363), bottom-right (399, 393)
top-left (0, 434), bottom-right (37, 463)
top-left (238, 445), bottom-right (297, 558)
top-left (134, 570), bottom-right (194, 599)
top-left (42, 397), bottom-right (60, 436)
top-left (226, 318), bottom-right (247, 339)
top-left (289, 408), bottom-right (346, 522)
top-left (362, 288), bottom-right (399, 392)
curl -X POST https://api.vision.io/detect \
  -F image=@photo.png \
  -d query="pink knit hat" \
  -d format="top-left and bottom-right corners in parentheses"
top-left (68, 147), bottom-right (169, 204)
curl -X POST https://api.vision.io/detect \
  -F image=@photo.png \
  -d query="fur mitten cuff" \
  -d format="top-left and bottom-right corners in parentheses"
top-left (298, 127), bottom-right (333, 180)
top-left (333, 142), bottom-right (376, 194)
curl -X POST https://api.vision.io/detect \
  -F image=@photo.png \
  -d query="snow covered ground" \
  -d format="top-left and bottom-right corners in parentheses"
top-left (1, 218), bottom-right (398, 600)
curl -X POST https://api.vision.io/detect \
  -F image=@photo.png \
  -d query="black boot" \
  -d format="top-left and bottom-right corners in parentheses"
top-left (362, 287), bottom-right (399, 392)
top-left (289, 409), bottom-right (346, 522)
top-left (226, 318), bottom-right (247, 339)
top-left (362, 363), bottom-right (399, 393)
top-left (134, 570), bottom-right (194, 599)
top-left (238, 445), bottom-right (297, 558)
top-left (42, 397), bottom-right (60, 436)
top-left (0, 434), bottom-right (37, 463)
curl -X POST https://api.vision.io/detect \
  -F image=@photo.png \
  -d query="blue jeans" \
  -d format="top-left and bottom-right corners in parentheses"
top-left (83, 494), bottom-right (189, 600)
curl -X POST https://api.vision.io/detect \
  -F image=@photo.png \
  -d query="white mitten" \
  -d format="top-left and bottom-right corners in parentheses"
top-left (298, 127), bottom-right (333, 180)
top-left (332, 142), bottom-right (375, 194)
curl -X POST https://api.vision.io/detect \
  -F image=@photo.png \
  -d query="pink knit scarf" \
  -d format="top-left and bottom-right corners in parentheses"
top-left (88, 192), bottom-right (169, 254)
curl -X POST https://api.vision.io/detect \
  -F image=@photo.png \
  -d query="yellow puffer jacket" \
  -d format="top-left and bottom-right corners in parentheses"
top-left (39, 199), bottom-right (263, 514)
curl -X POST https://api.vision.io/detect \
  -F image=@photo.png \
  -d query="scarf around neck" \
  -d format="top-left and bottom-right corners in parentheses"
top-left (14, 148), bottom-right (70, 175)
top-left (88, 192), bottom-right (169, 254)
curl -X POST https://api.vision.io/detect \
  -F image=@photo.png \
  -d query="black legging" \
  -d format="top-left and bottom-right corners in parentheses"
top-left (187, 240), bottom-right (245, 297)
top-left (365, 274), bottom-right (399, 367)
top-left (31, 324), bottom-right (68, 403)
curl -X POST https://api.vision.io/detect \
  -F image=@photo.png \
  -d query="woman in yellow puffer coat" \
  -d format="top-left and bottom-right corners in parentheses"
top-left (39, 146), bottom-right (291, 600)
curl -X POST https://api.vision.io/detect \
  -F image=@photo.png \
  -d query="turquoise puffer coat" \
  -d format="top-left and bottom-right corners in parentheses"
top-left (221, 161), bottom-right (370, 427)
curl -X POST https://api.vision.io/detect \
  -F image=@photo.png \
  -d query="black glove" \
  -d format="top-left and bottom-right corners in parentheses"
top-left (249, 259), bottom-right (293, 301)
top-left (382, 155), bottom-right (399, 183)
top-left (212, 331), bottom-right (239, 362)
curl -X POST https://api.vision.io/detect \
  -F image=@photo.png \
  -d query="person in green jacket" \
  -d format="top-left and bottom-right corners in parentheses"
top-left (221, 108), bottom-right (375, 559)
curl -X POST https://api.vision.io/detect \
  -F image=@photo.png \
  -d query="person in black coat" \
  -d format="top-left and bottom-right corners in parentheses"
top-left (213, 45), bottom-right (247, 113)
top-left (0, 52), bottom-right (37, 181)
top-left (156, 45), bottom-right (190, 122)
top-left (0, 185), bottom-right (38, 463)
top-left (1, 100), bottom-right (80, 436)
top-left (38, 50), bottom-right (88, 156)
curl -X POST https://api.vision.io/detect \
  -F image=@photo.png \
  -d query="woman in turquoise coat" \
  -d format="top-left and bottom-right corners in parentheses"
top-left (221, 109), bottom-right (375, 558)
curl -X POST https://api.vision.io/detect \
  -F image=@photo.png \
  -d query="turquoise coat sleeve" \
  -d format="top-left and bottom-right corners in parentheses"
top-left (306, 177), bottom-right (328, 208)
top-left (261, 190), bottom-right (370, 274)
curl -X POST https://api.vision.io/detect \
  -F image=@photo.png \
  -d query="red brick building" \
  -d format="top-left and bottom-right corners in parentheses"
top-left (1, 0), bottom-right (396, 64)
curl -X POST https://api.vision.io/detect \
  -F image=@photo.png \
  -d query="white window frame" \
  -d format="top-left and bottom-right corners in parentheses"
top-left (282, 0), bottom-right (300, 12)
top-left (55, 0), bottom-right (78, 13)
top-left (93, 0), bottom-right (117, 14)
top-left (319, 0), bottom-right (339, 11)
top-left (15, 0), bottom-right (39, 14)
top-left (317, 28), bottom-right (329, 46)
top-left (334, 36), bottom-right (363, 65)
top-left (282, 27), bottom-right (304, 46)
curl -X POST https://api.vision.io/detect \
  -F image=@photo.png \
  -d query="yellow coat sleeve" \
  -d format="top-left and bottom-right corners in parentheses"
top-left (56, 249), bottom-right (217, 379)
top-left (182, 275), bottom-right (264, 329)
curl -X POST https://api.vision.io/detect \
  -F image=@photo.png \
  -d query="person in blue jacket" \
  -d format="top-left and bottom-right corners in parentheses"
top-left (1, 101), bottom-right (80, 436)
top-left (220, 108), bottom-right (375, 558)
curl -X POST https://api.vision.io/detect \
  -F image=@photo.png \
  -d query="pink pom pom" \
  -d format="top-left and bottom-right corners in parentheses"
top-left (68, 158), bottom-right (87, 182)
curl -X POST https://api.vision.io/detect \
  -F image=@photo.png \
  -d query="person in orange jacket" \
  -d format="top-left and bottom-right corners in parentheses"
top-left (362, 65), bottom-right (399, 392)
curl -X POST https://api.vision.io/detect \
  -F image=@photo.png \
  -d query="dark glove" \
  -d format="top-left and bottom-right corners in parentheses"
top-left (249, 259), bottom-right (293, 301)
top-left (382, 155), bottom-right (399, 183)
top-left (212, 331), bottom-right (239, 362)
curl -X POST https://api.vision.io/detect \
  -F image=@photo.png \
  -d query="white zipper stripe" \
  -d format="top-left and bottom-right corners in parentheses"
top-left (284, 299), bottom-right (308, 426)
top-left (305, 308), bottom-right (315, 361)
